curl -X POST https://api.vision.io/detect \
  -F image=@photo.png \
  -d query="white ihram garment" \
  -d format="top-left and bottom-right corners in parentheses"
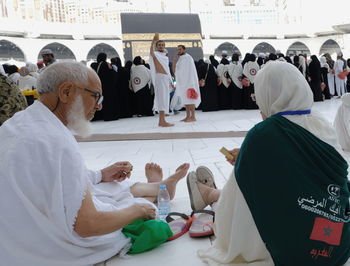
top-left (150, 51), bottom-right (173, 113)
top-left (174, 53), bottom-right (201, 108)
top-left (0, 101), bottom-right (154, 266)
top-left (334, 59), bottom-right (346, 96)
top-left (198, 62), bottom-right (346, 266)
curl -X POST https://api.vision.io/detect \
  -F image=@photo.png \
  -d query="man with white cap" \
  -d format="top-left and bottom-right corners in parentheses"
top-left (41, 48), bottom-right (56, 68)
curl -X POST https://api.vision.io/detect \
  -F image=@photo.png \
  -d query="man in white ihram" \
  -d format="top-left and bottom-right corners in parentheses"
top-left (0, 62), bottom-right (189, 266)
top-left (173, 45), bottom-right (201, 122)
top-left (149, 33), bottom-right (174, 127)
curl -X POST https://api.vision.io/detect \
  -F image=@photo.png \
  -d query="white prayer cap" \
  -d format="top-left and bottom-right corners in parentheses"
top-left (258, 53), bottom-right (266, 58)
top-left (337, 51), bottom-right (343, 57)
top-left (41, 49), bottom-right (54, 56)
top-left (222, 50), bottom-right (228, 56)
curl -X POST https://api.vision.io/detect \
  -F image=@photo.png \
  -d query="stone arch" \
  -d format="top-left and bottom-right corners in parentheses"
top-left (0, 39), bottom-right (26, 63)
top-left (214, 42), bottom-right (242, 58)
top-left (37, 42), bottom-right (76, 60)
top-left (252, 42), bottom-right (276, 54)
top-left (319, 39), bottom-right (342, 57)
top-left (86, 43), bottom-right (120, 62)
top-left (286, 41), bottom-right (311, 56)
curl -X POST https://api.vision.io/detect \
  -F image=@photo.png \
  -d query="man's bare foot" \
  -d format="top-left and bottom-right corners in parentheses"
top-left (161, 163), bottom-right (190, 200)
top-left (184, 117), bottom-right (196, 122)
top-left (145, 163), bottom-right (163, 183)
top-left (180, 117), bottom-right (190, 122)
top-left (159, 122), bottom-right (174, 127)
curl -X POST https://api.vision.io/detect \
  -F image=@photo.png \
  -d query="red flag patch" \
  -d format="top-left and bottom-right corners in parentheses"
top-left (309, 217), bottom-right (344, 246)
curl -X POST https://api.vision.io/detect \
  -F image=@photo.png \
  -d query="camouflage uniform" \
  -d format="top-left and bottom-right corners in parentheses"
top-left (0, 75), bottom-right (28, 125)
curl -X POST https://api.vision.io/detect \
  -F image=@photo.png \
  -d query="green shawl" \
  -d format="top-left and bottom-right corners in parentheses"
top-left (235, 115), bottom-right (350, 266)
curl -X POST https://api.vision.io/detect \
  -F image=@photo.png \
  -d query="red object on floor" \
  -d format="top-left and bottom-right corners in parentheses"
top-left (166, 212), bottom-right (192, 241)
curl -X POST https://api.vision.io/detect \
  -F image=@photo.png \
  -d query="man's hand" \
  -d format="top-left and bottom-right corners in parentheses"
top-left (101, 161), bottom-right (133, 183)
top-left (134, 203), bottom-right (157, 220)
top-left (227, 148), bottom-right (240, 165)
top-left (152, 33), bottom-right (159, 43)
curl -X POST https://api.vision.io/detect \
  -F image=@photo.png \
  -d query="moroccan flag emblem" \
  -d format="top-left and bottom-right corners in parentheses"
top-left (309, 217), bottom-right (344, 246)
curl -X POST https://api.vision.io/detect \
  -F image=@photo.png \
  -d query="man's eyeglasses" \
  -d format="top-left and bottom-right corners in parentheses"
top-left (76, 87), bottom-right (103, 105)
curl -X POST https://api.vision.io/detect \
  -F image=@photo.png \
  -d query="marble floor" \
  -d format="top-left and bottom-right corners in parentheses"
top-left (80, 98), bottom-right (346, 266)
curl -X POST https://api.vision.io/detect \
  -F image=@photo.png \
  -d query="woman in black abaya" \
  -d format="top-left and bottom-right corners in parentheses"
top-left (113, 58), bottom-right (134, 118)
top-left (197, 59), bottom-right (219, 112)
top-left (91, 53), bottom-right (119, 121)
top-left (308, 55), bottom-right (323, 102)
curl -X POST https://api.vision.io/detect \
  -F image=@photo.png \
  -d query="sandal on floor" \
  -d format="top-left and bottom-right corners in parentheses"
top-left (196, 166), bottom-right (217, 189)
top-left (166, 212), bottom-right (192, 241)
top-left (188, 210), bottom-right (215, 238)
top-left (187, 171), bottom-right (208, 211)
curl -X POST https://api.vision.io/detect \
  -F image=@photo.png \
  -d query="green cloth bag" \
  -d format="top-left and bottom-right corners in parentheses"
top-left (122, 219), bottom-right (173, 254)
top-left (235, 115), bottom-right (350, 266)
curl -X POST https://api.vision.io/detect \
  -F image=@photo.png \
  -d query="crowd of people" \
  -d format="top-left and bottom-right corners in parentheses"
top-left (85, 47), bottom-right (350, 124)
top-left (2, 42), bottom-right (350, 126)
top-left (0, 40), bottom-right (349, 265)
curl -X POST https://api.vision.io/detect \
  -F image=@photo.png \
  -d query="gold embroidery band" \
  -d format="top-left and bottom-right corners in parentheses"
top-left (122, 33), bottom-right (202, 41)
top-left (130, 41), bottom-right (201, 59)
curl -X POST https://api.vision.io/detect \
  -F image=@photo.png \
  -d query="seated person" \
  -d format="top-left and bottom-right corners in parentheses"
top-left (187, 61), bottom-right (350, 266)
top-left (334, 93), bottom-right (350, 153)
top-left (0, 72), bottom-right (27, 125)
top-left (0, 62), bottom-right (189, 265)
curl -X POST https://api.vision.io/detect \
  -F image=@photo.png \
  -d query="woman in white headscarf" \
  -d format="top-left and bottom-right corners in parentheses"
top-left (189, 61), bottom-right (350, 266)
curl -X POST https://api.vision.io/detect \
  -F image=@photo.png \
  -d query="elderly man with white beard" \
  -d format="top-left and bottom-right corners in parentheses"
top-left (0, 62), bottom-right (189, 266)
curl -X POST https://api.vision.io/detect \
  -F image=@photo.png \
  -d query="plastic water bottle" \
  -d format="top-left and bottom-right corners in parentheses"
top-left (157, 184), bottom-right (171, 220)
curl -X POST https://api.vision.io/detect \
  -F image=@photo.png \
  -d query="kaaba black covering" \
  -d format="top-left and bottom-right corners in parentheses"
top-left (121, 13), bottom-right (203, 62)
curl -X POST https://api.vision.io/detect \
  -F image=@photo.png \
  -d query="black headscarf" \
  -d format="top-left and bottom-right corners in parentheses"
top-left (133, 56), bottom-right (142, 66)
top-left (209, 55), bottom-right (219, 68)
top-left (231, 53), bottom-right (239, 62)
top-left (220, 58), bottom-right (230, 65)
top-left (241, 53), bottom-right (250, 67)
top-left (97, 53), bottom-right (107, 63)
